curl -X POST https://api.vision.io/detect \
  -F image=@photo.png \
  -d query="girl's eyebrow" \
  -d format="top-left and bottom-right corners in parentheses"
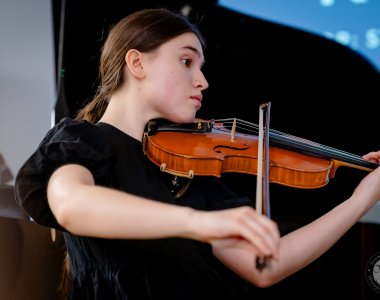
top-left (182, 45), bottom-right (206, 66)
top-left (182, 45), bottom-right (200, 56)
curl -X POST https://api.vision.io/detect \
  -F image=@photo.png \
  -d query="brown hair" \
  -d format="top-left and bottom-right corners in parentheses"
top-left (75, 8), bottom-right (205, 123)
top-left (58, 251), bottom-right (71, 300)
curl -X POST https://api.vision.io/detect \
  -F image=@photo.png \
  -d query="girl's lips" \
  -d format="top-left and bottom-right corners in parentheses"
top-left (190, 95), bottom-right (202, 108)
top-left (191, 95), bottom-right (202, 102)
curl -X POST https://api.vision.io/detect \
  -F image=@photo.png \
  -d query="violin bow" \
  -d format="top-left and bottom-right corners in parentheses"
top-left (255, 102), bottom-right (272, 272)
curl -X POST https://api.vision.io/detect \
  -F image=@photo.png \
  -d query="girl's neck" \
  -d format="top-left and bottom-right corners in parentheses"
top-left (99, 98), bottom-right (146, 142)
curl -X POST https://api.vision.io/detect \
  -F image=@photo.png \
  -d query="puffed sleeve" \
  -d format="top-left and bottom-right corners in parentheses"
top-left (14, 118), bottom-right (113, 230)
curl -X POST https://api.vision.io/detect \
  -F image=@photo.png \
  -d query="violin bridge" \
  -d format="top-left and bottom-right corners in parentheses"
top-left (230, 118), bottom-right (237, 142)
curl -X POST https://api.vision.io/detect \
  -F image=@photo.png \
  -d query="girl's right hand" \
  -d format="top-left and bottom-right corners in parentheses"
top-left (193, 206), bottom-right (280, 260)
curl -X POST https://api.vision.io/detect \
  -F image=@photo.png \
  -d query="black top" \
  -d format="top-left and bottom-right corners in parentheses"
top-left (15, 118), bottom-right (253, 300)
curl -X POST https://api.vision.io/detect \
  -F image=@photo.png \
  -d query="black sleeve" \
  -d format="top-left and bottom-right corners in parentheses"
top-left (14, 118), bottom-right (112, 230)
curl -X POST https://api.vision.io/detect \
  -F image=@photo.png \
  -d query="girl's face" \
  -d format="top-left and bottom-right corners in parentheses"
top-left (141, 32), bottom-right (209, 124)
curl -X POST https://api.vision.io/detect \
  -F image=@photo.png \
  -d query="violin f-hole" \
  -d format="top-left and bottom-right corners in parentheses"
top-left (213, 144), bottom-right (249, 153)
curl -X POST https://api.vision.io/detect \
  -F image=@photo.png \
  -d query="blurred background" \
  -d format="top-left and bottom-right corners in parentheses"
top-left (0, 0), bottom-right (380, 299)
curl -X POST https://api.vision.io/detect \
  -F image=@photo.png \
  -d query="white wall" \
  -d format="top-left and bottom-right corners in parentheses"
top-left (0, 0), bottom-right (55, 182)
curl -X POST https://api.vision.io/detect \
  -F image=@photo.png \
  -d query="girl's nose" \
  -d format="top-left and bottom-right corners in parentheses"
top-left (194, 71), bottom-right (209, 90)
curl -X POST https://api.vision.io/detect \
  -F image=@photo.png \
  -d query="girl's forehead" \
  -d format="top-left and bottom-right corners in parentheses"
top-left (161, 33), bottom-right (204, 56)
top-left (164, 33), bottom-right (201, 48)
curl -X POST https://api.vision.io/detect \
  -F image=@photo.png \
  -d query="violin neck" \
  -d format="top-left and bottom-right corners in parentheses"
top-left (269, 132), bottom-right (376, 170)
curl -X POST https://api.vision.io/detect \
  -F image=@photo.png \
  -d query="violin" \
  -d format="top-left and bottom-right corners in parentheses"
top-left (143, 118), bottom-right (378, 189)
top-left (143, 111), bottom-right (378, 272)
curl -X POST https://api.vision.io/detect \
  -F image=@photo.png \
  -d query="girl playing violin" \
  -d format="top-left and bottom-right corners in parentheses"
top-left (14, 8), bottom-right (380, 299)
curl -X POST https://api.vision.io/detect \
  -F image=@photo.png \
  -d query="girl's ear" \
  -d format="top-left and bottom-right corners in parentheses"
top-left (125, 49), bottom-right (144, 79)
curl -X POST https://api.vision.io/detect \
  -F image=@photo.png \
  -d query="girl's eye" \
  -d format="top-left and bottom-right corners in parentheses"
top-left (181, 58), bottom-right (192, 67)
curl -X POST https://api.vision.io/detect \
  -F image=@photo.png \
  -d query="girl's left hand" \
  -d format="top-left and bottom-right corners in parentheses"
top-left (363, 151), bottom-right (380, 163)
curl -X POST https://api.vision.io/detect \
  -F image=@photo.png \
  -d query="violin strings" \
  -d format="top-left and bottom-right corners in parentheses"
top-left (217, 118), bottom-right (360, 160)
top-left (212, 118), bottom-right (366, 164)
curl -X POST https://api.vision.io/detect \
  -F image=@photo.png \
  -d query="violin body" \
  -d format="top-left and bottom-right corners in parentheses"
top-left (144, 127), bottom-right (335, 189)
